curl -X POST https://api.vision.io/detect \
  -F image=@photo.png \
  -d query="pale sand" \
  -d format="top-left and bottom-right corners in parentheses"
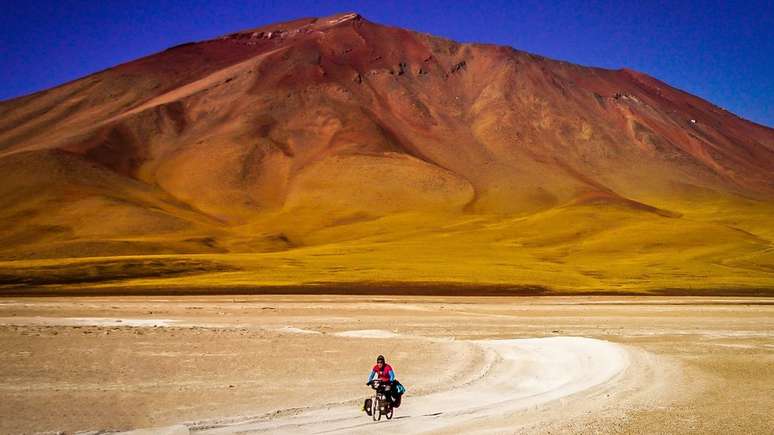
top-left (333, 329), bottom-right (401, 338)
top-left (0, 296), bottom-right (772, 433)
top-left (0, 316), bottom-right (179, 328)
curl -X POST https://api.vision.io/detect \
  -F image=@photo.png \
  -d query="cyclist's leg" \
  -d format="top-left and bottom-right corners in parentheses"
top-left (384, 384), bottom-right (393, 404)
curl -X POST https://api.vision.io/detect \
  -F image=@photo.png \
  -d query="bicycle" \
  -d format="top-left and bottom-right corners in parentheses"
top-left (365, 379), bottom-right (394, 421)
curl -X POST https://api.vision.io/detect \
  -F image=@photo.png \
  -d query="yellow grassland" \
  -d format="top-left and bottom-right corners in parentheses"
top-left (1, 196), bottom-right (771, 295)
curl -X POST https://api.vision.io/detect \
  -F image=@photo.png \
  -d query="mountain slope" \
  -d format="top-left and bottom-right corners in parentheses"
top-left (0, 13), bottom-right (772, 293)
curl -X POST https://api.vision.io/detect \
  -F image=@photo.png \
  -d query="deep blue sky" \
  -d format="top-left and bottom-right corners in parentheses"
top-left (1, 0), bottom-right (772, 127)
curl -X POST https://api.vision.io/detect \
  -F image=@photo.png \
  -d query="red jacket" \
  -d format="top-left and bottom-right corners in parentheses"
top-left (371, 363), bottom-right (394, 382)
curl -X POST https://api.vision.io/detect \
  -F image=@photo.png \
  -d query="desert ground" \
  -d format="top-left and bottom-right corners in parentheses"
top-left (0, 295), bottom-right (772, 434)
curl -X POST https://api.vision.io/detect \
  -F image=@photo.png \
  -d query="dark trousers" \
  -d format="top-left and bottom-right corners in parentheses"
top-left (381, 383), bottom-right (392, 404)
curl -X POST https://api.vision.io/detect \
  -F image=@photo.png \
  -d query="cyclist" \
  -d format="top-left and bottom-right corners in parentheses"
top-left (364, 354), bottom-right (398, 411)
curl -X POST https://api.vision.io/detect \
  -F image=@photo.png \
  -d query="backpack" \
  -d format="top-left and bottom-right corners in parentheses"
top-left (394, 380), bottom-right (406, 395)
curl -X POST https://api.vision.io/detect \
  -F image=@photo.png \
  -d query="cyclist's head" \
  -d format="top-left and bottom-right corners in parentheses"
top-left (376, 355), bottom-right (385, 365)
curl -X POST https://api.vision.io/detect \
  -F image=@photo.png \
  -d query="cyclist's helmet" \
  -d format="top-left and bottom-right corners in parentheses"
top-left (376, 355), bottom-right (385, 363)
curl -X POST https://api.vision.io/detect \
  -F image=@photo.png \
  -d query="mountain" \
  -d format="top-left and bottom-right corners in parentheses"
top-left (0, 13), bottom-right (772, 294)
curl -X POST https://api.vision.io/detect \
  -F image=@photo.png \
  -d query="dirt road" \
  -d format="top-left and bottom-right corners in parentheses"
top-left (193, 335), bottom-right (638, 434)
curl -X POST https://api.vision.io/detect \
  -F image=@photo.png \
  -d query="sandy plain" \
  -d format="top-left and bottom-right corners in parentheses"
top-left (0, 296), bottom-right (772, 434)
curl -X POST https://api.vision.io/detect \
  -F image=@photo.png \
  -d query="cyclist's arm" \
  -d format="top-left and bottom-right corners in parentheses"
top-left (367, 370), bottom-right (376, 383)
top-left (388, 369), bottom-right (395, 382)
